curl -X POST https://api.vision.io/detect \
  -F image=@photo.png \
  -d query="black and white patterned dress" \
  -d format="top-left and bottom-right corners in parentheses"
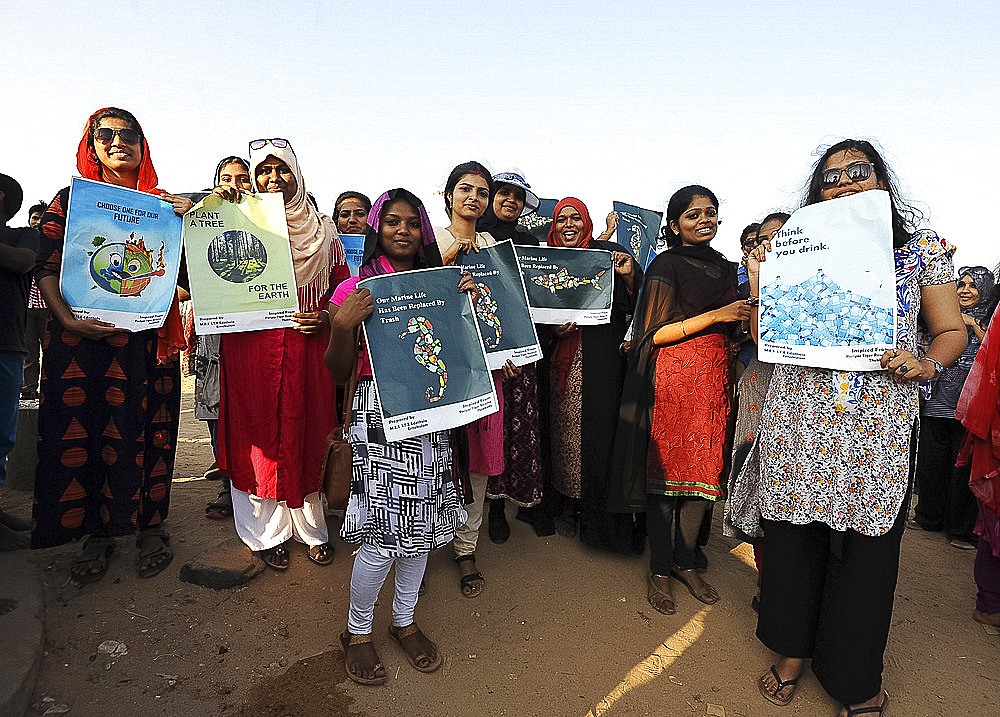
top-left (340, 379), bottom-right (467, 557)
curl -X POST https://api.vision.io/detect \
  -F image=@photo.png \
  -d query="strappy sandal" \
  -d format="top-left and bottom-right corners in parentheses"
top-left (339, 631), bottom-right (387, 685)
top-left (758, 664), bottom-right (799, 706)
top-left (388, 623), bottom-right (442, 673)
top-left (205, 488), bottom-right (233, 520)
top-left (260, 543), bottom-right (290, 570)
top-left (647, 573), bottom-right (676, 615)
top-left (70, 536), bottom-right (116, 584)
top-left (672, 568), bottom-right (719, 605)
top-left (455, 554), bottom-right (484, 598)
top-left (843, 691), bottom-right (888, 716)
top-left (136, 528), bottom-right (173, 579)
top-left (307, 542), bottom-right (334, 566)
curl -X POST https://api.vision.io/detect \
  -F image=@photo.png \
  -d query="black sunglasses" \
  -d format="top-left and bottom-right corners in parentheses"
top-left (249, 138), bottom-right (291, 151)
top-left (821, 161), bottom-right (874, 187)
top-left (94, 127), bottom-right (142, 145)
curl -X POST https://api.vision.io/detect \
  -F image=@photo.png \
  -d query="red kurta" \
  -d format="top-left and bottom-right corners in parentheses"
top-left (218, 265), bottom-right (349, 508)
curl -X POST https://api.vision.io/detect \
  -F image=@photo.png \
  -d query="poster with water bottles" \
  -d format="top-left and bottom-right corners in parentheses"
top-left (61, 177), bottom-right (183, 330)
top-left (340, 233), bottom-right (365, 276)
top-left (756, 190), bottom-right (896, 370)
top-left (183, 192), bottom-right (299, 333)
top-left (457, 240), bottom-right (542, 369)
top-left (360, 266), bottom-right (498, 442)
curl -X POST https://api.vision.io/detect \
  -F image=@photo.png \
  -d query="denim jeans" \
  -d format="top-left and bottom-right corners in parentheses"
top-left (0, 351), bottom-right (26, 486)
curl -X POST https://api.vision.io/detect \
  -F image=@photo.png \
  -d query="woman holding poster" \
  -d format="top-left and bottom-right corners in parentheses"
top-left (477, 171), bottom-right (549, 540)
top-left (32, 107), bottom-right (193, 583)
top-left (434, 160), bottom-right (513, 597)
top-left (216, 138), bottom-right (348, 571)
top-left (326, 188), bottom-right (470, 685)
top-left (747, 140), bottom-right (967, 715)
top-left (611, 185), bottom-right (749, 614)
top-left (546, 197), bottom-right (640, 553)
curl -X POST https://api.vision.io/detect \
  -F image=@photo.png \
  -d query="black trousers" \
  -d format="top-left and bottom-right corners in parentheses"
top-left (914, 416), bottom-right (977, 540)
top-left (756, 504), bottom-right (906, 705)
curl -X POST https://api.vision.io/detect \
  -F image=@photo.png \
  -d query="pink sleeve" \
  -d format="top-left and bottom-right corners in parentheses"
top-left (331, 276), bottom-right (362, 306)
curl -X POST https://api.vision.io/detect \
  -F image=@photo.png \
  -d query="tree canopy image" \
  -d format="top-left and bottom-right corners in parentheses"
top-left (208, 230), bottom-right (268, 283)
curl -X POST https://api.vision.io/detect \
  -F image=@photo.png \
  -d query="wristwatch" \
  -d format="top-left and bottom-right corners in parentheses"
top-left (924, 357), bottom-right (945, 376)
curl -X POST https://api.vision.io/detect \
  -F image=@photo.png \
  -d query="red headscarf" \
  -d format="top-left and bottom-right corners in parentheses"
top-left (77, 108), bottom-right (160, 193)
top-left (546, 197), bottom-right (594, 248)
top-left (547, 197), bottom-right (594, 390)
top-left (76, 108), bottom-right (182, 363)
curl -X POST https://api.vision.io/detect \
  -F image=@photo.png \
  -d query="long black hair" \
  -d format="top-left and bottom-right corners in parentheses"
top-left (658, 185), bottom-right (719, 250)
top-left (804, 139), bottom-right (923, 249)
top-left (443, 160), bottom-right (493, 218)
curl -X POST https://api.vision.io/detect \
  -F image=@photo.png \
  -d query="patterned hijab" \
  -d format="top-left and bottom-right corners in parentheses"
top-left (249, 140), bottom-right (344, 292)
top-left (359, 188), bottom-right (441, 277)
top-left (547, 197), bottom-right (594, 248)
top-left (77, 107), bottom-right (159, 193)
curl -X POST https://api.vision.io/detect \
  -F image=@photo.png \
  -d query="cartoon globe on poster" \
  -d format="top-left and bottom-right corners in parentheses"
top-left (207, 230), bottom-right (268, 283)
top-left (89, 232), bottom-right (166, 296)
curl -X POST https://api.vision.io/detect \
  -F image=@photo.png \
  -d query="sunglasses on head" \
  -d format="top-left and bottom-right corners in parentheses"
top-left (249, 138), bottom-right (290, 151)
top-left (94, 127), bottom-right (142, 145)
top-left (821, 161), bottom-right (874, 187)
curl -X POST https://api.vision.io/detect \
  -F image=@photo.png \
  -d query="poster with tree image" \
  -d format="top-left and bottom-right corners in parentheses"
top-left (183, 193), bottom-right (299, 333)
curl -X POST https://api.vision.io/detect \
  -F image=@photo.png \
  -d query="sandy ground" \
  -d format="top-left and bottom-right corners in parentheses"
top-left (2, 382), bottom-right (998, 716)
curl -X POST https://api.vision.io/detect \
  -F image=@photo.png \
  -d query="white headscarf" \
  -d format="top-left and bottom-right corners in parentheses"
top-left (249, 141), bottom-right (345, 305)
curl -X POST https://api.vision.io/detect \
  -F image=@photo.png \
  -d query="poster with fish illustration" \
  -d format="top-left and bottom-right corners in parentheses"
top-left (457, 240), bottom-right (542, 369)
top-left (757, 190), bottom-right (896, 371)
top-left (183, 193), bottom-right (299, 333)
top-left (613, 201), bottom-right (662, 269)
top-left (518, 197), bottom-right (558, 244)
top-left (61, 177), bottom-right (183, 330)
top-left (360, 266), bottom-right (498, 442)
top-left (515, 246), bottom-right (615, 324)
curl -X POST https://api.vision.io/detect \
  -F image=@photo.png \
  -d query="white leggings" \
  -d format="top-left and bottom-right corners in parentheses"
top-left (348, 542), bottom-right (428, 635)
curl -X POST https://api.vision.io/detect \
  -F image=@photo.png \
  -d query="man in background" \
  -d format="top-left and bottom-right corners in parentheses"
top-left (0, 173), bottom-right (38, 549)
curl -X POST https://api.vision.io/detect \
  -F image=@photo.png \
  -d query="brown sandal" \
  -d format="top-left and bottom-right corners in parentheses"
top-left (339, 631), bottom-right (387, 685)
top-left (388, 623), bottom-right (442, 673)
top-left (647, 573), bottom-right (676, 615)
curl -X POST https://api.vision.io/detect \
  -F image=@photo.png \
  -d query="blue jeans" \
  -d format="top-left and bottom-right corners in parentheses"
top-left (0, 351), bottom-right (26, 486)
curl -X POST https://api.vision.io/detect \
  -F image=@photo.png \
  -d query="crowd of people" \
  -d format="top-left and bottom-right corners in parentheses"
top-left (2, 107), bottom-right (999, 715)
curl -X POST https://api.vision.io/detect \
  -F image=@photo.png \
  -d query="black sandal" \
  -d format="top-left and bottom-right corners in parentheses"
top-left (307, 542), bottom-right (334, 566)
top-left (260, 543), bottom-right (290, 570)
top-left (843, 691), bottom-right (888, 716)
top-left (136, 528), bottom-right (173, 579)
top-left (205, 488), bottom-right (233, 520)
top-left (70, 536), bottom-right (116, 584)
top-left (455, 554), bottom-right (484, 598)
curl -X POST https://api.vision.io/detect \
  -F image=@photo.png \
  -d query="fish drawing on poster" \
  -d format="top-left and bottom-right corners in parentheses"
top-left (515, 245), bottom-right (614, 325)
top-left (756, 190), bottom-right (896, 371)
top-left (60, 176), bottom-right (183, 330)
top-left (183, 192), bottom-right (299, 333)
top-left (518, 197), bottom-right (558, 244)
top-left (457, 240), bottom-right (542, 369)
top-left (360, 266), bottom-right (498, 442)
top-left (613, 201), bottom-right (662, 269)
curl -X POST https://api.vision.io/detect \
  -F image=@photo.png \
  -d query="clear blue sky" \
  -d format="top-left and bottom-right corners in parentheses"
top-left (5, 0), bottom-right (998, 267)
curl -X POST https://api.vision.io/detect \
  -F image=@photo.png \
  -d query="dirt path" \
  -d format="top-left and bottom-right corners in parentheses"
top-left (3, 387), bottom-right (997, 716)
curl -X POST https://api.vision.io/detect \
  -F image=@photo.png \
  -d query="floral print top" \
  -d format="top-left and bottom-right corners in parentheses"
top-left (758, 230), bottom-right (956, 536)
